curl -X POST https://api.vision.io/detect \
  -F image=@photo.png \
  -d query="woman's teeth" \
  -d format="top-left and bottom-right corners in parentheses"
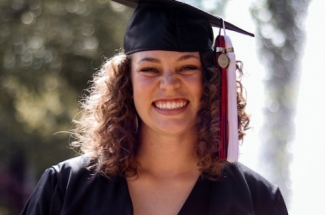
top-left (154, 101), bottom-right (188, 110)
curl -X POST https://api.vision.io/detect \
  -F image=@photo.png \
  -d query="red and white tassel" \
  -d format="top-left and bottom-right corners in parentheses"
top-left (214, 20), bottom-right (239, 162)
top-left (224, 35), bottom-right (239, 162)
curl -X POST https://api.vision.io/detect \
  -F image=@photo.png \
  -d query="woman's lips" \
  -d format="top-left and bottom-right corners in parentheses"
top-left (153, 99), bottom-right (188, 110)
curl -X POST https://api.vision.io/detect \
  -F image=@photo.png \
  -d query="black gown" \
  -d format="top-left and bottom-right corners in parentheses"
top-left (21, 155), bottom-right (288, 215)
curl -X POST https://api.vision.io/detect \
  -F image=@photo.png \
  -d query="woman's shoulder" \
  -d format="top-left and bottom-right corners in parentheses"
top-left (224, 162), bottom-right (276, 189)
top-left (41, 154), bottom-right (96, 186)
top-left (223, 162), bottom-right (284, 199)
top-left (52, 154), bottom-right (95, 175)
top-left (21, 155), bottom-right (132, 214)
top-left (208, 162), bottom-right (288, 215)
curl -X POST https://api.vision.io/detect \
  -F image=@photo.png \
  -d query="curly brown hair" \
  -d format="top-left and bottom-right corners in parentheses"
top-left (71, 51), bottom-right (250, 179)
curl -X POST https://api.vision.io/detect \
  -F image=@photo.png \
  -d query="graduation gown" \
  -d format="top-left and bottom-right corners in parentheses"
top-left (21, 155), bottom-right (288, 215)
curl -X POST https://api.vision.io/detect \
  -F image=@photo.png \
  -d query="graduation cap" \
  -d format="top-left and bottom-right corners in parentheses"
top-left (112, 0), bottom-right (254, 162)
top-left (113, 0), bottom-right (253, 54)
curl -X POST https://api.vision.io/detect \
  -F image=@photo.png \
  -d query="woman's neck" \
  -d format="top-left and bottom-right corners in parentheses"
top-left (135, 125), bottom-right (200, 178)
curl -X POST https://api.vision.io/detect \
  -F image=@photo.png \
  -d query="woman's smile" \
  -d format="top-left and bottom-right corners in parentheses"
top-left (153, 99), bottom-right (188, 110)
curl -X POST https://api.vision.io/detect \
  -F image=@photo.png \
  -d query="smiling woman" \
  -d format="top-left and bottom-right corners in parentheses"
top-left (21, 0), bottom-right (288, 214)
top-left (131, 51), bottom-right (203, 138)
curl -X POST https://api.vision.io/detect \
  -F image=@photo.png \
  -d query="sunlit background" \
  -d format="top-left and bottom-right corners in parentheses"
top-left (222, 0), bottom-right (325, 214)
top-left (1, 0), bottom-right (324, 214)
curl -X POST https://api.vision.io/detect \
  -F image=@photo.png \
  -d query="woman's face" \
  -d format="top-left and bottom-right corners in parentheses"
top-left (131, 50), bottom-right (203, 136)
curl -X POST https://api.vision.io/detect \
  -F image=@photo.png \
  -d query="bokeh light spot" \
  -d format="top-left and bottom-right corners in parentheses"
top-left (21, 12), bottom-right (34, 25)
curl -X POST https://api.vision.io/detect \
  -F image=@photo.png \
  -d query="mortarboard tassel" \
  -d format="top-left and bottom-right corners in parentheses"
top-left (214, 21), bottom-right (239, 162)
top-left (224, 34), bottom-right (239, 162)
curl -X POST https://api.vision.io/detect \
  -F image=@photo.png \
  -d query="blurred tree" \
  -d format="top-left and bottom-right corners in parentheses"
top-left (0, 0), bottom-right (131, 213)
top-left (250, 0), bottom-right (311, 208)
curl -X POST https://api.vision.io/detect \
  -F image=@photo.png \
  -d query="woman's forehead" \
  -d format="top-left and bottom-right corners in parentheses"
top-left (131, 51), bottom-right (200, 62)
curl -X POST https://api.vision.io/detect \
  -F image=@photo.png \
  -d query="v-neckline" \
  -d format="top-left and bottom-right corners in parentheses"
top-left (120, 176), bottom-right (212, 215)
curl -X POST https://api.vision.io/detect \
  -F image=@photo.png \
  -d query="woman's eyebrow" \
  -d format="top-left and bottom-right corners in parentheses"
top-left (176, 54), bottom-right (200, 62)
top-left (137, 57), bottom-right (161, 65)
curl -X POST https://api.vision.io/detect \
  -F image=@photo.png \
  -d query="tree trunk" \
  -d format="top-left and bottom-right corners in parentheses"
top-left (250, 0), bottom-right (311, 208)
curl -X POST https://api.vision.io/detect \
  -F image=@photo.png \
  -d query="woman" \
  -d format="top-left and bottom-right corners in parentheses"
top-left (21, 0), bottom-right (288, 214)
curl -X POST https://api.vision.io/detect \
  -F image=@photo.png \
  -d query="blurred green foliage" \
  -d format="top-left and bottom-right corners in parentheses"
top-left (0, 0), bottom-right (131, 213)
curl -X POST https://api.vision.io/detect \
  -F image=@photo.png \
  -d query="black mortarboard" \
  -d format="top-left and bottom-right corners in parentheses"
top-left (112, 0), bottom-right (254, 55)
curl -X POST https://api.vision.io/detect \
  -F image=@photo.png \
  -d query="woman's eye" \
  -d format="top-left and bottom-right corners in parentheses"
top-left (140, 68), bottom-right (159, 74)
top-left (179, 65), bottom-right (199, 73)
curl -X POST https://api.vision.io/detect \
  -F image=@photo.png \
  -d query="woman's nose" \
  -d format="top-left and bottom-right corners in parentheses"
top-left (159, 72), bottom-right (180, 91)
